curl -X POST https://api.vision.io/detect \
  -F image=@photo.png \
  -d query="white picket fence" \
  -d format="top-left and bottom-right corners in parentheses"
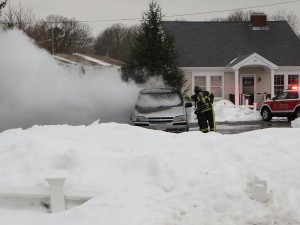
top-left (0, 170), bottom-right (100, 213)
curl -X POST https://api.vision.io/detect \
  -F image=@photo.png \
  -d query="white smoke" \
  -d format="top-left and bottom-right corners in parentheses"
top-left (0, 28), bottom-right (160, 132)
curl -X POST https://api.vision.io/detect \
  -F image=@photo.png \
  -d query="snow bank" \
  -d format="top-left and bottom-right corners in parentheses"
top-left (0, 123), bottom-right (300, 225)
top-left (291, 117), bottom-right (300, 128)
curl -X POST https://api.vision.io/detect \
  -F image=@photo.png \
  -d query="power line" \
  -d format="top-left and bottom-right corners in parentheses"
top-left (164, 0), bottom-right (300, 18)
top-left (77, 0), bottom-right (300, 23)
top-left (1, 0), bottom-right (300, 25)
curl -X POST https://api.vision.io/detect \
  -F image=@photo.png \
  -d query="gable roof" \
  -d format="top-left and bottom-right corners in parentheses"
top-left (162, 21), bottom-right (300, 67)
top-left (230, 53), bottom-right (278, 70)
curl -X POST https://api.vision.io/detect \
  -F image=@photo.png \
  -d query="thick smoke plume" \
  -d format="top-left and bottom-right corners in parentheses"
top-left (0, 29), bottom-right (150, 132)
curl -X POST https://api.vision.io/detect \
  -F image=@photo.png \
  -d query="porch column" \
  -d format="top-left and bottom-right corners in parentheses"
top-left (234, 70), bottom-right (239, 105)
top-left (270, 69), bottom-right (275, 98)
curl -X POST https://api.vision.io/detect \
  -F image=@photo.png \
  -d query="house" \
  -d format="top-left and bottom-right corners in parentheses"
top-left (163, 13), bottom-right (300, 106)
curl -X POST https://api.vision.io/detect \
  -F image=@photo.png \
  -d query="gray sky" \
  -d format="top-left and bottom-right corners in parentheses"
top-left (6, 0), bottom-right (300, 36)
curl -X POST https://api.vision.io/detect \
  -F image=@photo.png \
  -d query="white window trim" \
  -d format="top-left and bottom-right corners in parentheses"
top-left (287, 74), bottom-right (299, 87)
top-left (192, 72), bottom-right (224, 100)
top-left (274, 73), bottom-right (300, 90)
top-left (274, 74), bottom-right (285, 95)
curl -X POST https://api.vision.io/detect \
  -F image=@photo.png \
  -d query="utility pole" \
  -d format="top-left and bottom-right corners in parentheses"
top-left (51, 23), bottom-right (54, 55)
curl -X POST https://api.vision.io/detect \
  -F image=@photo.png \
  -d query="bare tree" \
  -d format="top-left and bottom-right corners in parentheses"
top-left (94, 23), bottom-right (139, 61)
top-left (211, 9), bottom-right (300, 36)
top-left (0, 1), bottom-right (35, 32)
top-left (227, 10), bottom-right (249, 22)
top-left (270, 9), bottom-right (300, 35)
top-left (35, 15), bottom-right (94, 54)
top-left (0, 2), bottom-right (94, 54)
top-left (28, 21), bottom-right (52, 50)
top-left (210, 17), bottom-right (225, 22)
top-left (211, 10), bottom-right (256, 22)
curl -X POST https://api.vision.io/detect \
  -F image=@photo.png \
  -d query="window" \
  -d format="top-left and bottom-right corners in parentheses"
top-left (210, 76), bottom-right (222, 97)
top-left (194, 75), bottom-right (223, 98)
top-left (137, 92), bottom-right (182, 108)
top-left (194, 76), bottom-right (206, 91)
top-left (288, 75), bottom-right (299, 89)
top-left (274, 75), bottom-right (284, 96)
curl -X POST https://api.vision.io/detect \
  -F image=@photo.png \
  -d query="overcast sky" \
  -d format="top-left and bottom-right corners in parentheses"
top-left (5, 0), bottom-right (300, 36)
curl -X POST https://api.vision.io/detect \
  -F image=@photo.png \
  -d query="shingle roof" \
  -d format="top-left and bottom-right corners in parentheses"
top-left (162, 21), bottom-right (300, 67)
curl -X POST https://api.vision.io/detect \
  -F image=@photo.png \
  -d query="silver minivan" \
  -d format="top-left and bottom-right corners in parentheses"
top-left (132, 88), bottom-right (192, 132)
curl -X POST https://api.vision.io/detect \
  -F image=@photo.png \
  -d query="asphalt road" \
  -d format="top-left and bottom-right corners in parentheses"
top-left (189, 119), bottom-right (291, 134)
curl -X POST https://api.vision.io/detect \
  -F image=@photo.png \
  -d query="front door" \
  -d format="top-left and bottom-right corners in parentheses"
top-left (241, 76), bottom-right (255, 105)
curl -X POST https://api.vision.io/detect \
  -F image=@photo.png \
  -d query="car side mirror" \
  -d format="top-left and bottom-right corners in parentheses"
top-left (185, 102), bottom-right (193, 108)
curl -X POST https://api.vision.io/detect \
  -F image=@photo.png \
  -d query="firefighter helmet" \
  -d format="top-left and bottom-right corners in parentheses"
top-left (194, 86), bottom-right (201, 93)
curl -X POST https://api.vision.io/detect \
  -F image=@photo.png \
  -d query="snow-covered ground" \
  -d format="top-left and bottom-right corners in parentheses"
top-left (1, 28), bottom-right (300, 225)
top-left (0, 119), bottom-right (299, 225)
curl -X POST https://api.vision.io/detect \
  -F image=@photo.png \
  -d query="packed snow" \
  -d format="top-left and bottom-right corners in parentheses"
top-left (1, 28), bottom-right (300, 225)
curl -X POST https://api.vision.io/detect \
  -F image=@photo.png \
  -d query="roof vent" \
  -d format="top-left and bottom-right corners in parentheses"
top-left (250, 13), bottom-right (269, 30)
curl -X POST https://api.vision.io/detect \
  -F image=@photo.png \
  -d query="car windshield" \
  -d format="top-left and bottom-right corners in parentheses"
top-left (137, 92), bottom-right (182, 108)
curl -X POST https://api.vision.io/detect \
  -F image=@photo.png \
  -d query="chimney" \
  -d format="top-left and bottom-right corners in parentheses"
top-left (250, 13), bottom-right (267, 27)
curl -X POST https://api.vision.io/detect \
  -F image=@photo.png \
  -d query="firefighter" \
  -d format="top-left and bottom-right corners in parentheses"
top-left (191, 86), bottom-right (216, 133)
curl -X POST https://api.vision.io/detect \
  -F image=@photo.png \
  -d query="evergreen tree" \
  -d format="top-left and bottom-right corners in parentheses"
top-left (121, 0), bottom-right (185, 90)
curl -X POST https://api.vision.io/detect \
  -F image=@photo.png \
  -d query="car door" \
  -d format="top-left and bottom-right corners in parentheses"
top-left (286, 91), bottom-right (299, 111)
top-left (271, 92), bottom-right (288, 112)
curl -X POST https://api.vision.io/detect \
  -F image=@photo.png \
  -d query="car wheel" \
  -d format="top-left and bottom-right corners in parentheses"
top-left (261, 107), bottom-right (272, 121)
top-left (185, 125), bottom-right (189, 132)
top-left (295, 108), bottom-right (300, 119)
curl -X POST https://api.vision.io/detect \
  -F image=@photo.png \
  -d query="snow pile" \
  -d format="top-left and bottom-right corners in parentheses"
top-left (291, 117), bottom-right (300, 128)
top-left (189, 100), bottom-right (262, 123)
top-left (0, 123), bottom-right (300, 225)
top-left (214, 100), bottom-right (261, 122)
